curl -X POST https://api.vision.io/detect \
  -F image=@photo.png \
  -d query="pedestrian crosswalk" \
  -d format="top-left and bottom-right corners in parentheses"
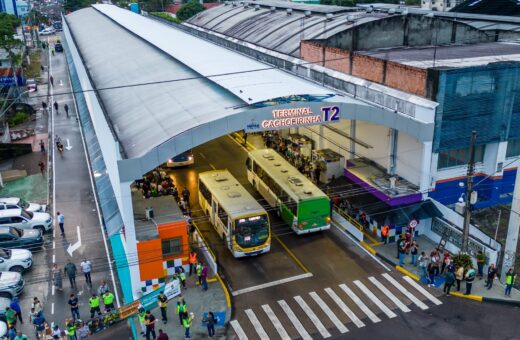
top-left (230, 274), bottom-right (443, 339)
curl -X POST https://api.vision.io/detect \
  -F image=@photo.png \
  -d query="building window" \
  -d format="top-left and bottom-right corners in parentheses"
top-left (162, 237), bottom-right (182, 257)
top-left (506, 140), bottom-right (520, 158)
top-left (437, 145), bottom-right (485, 169)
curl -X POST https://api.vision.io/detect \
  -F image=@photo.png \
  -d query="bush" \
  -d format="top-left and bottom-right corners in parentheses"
top-left (151, 12), bottom-right (182, 24)
top-left (452, 253), bottom-right (473, 269)
top-left (7, 111), bottom-right (29, 126)
top-left (176, 2), bottom-right (204, 21)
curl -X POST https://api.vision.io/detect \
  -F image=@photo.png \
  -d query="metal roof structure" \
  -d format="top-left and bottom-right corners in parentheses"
top-left (451, 0), bottom-right (520, 16)
top-left (187, 1), bottom-right (390, 56)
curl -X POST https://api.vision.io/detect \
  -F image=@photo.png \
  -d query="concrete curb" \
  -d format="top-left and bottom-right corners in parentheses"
top-left (395, 265), bottom-right (420, 281)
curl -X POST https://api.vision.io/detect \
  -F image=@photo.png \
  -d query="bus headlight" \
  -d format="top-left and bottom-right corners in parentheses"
top-left (326, 216), bottom-right (331, 223)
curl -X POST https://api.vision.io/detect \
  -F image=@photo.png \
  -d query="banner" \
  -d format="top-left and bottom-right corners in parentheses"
top-left (164, 279), bottom-right (181, 300)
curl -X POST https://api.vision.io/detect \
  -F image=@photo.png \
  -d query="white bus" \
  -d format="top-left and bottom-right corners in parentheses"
top-left (246, 149), bottom-right (331, 234)
top-left (198, 170), bottom-right (271, 257)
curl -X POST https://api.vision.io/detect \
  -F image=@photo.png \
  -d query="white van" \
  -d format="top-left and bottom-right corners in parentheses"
top-left (0, 209), bottom-right (52, 233)
top-left (0, 197), bottom-right (44, 212)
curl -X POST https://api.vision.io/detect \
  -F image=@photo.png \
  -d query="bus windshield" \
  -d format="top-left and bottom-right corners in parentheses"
top-left (234, 215), bottom-right (269, 248)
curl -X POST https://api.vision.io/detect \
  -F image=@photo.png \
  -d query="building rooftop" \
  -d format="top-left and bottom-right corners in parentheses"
top-left (451, 0), bottom-right (520, 16)
top-left (359, 42), bottom-right (520, 69)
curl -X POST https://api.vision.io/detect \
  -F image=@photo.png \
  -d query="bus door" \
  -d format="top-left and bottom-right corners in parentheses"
top-left (228, 219), bottom-right (233, 252)
top-left (211, 198), bottom-right (217, 225)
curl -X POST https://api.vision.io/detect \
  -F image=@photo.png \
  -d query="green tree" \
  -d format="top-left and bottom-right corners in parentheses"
top-left (0, 15), bottom-right (23, 89)
top-left (176, 1), bottom-right (204, 21)
top-left (64, 0), bottom-right (95, 12)
top-left (140, 0), bottom-right (174, 12)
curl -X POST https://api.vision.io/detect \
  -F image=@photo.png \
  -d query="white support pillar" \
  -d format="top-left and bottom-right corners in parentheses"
top-left (350, 120), bottom-right (356, 160)
top-left (420, 141), bottom-right (433, 194)
top-left (118, 181), bottom-right (142, 300)
top-left (388, 129), bottom-right (398, 176)
top-left (501, 168), bottom-right (520, 282)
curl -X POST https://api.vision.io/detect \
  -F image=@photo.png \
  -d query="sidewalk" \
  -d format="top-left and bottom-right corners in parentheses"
top-left (132, 275), bottom-right (229, 339)
top-left (372, 235), bottom-right (520, 305)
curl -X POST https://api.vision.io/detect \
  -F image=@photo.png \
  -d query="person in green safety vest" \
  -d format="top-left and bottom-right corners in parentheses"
top-left (102, 291), bottom-right (115, 312)
top-left (176, 297), bottom-right (187, 326)
top-left (183, 312), bottom-right (194, 339)
top-left (65, 318), bottom-right (76, 340)
top-left (88, 293), bottom-right (101, 318)
top-left (137, 306), bottom-right (146, 335)
top-left (196, 263), bottom-right (203, 286)
top-left (177, 267), bottom-right (186, 289)
top-left (505, 268), bottom-right (517, 296)
top-left (5, 307), bottom-right (17, 328)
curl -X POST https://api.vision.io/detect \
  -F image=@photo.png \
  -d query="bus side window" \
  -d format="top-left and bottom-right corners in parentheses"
top-left (218, 204), bottom-right (228, 226)
top-left (246, 158), bottom-right (252, 171)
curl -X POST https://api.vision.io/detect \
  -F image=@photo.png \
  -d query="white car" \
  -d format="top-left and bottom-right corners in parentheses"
top-left (0, 248), bottom-right (32, 273)
top-left (0, 272), bottom-right (24, 298)
top-left (0, 209), bottom-right (52, 233)
top-left (39, 27), bottom-right (55, 35)
top-left (0, 197), bottom-right (44, 212)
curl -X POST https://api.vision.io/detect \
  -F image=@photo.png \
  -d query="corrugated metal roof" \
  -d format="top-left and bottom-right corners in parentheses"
top-left (93, 4), bottom-right (335, 104)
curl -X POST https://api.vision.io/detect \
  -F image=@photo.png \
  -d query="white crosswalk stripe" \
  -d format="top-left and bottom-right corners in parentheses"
top-left (309, 291), bottom-right (349, 334)
top-left (402, 275), bottom-right (443, 306)
top-left (368, 276), bottom-right (411, 313)
top-left (294, 295), bottom-right (332, 338)
top-left (230, 320), bottom-right (249, 340)
top-left (245, 309), bottom-right (270, 340)
top-left (278, 299), bottom-right (313, 340)
top-left (353, 280), bottom-right (397, 319)
top-left (339, 283), bottom-right (381, 323)
top-left (382, 273), bottom-right (429, 310)
top-left (262, 304), bottom-right (291, 340)
top-left (324, 288), bottom-right (366, 328)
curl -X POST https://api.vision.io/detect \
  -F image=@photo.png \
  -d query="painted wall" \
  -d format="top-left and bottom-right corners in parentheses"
top-left (396, 132), bottom-right (424, 187)
top-left (355, 121), bottom-right (390, 170)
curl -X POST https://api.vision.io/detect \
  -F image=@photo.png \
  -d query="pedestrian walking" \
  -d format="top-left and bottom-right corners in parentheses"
top-left (68, 293), bottom-right (80, 321)
top-left (430, 250), bottom-right (441, 277)
top-left (188, 251), bottom-right (197, 276)
top-left (54, 101), bottom-right (58, 113)
top-left (88, 294), bottom-right (101, 318)
top-left (444, 270), bottom-right (455, 296)
top-left (183, 313), bottom-right (194, 339)
top-left (409, 240), bottom-right (419, 265)
top-left (242, 131), bottom-right (248, 146)
top-left (80, 258), bottom-right (92, 287)
top-left (5, 306), bottom-right (17, 328)
top-left (196, 263), bottom-right (202, 285)
top-left (64, 260), bottom-right (77, 288)
top-left (177, 267), bottom-right (186, 289)
top-left (441, 251), bottom-right (450, 274)
top-left (485, 263), bottom-right (497, 289)
top-left (56, 212), bottom-right (65, 236)
top-left (157, 329), bottom-right (169, 340)
top-left (137, 306), bottom-right (146, 336)
top-left (37, 160), bottom-right (45, 176)
top-left (102, 291), bottom-right (115, 312)
top-left (398, 236), bottom-right (407, 267)
top-left (203, 311), bottom-right (217, 338)
top-left (98, 280), bottom-right (110, 296)
top-left (65, 318), bottom-right (76, 340)
top-left (77, 321), bottom-right (90, 339)
top-left (176, 298), bottom-right (187, 326)
top-left (10, 297), bottom-right (22, 324)
top-left (40, 65), bottom-right (44, 72)
top-left (32, 312), bottom-right (46, 339)
top-left (427, 262), bottom-right (436, 287)
top-left (381, 225), bottom-right (389, 244)
top-left (476, 250), bottom-right (486, 279)
top-left (396, 234), bottom-right (404, 258)
top-left (157, 291), bottom-right (168, 324)
top-left (52, 263), bottom-right (63, 291)
top-left (40, 140), bottom-right (46, 153)
top-left (42, 101), bottom-right (48, 113)
top-left (201, 264), bottom-right (208, 291)
top-left (145, 311), bottom-right (157, 340)
top-left (182, 187), bottom-right (190, 206)
top-left (64, 104), bottom-right (69, 117)
top-left (32, 297), bottom-right (43, 317)
top-left (505, 268), bottom-right (516, 296)
top-left (465, 266), bottom-right (476, 295)
top-left (455, 265), bottom-right (464, 292)
top-left (417, 251), bottom-right (428, 279)
top-left (50, 75), bottom-right (54, 87)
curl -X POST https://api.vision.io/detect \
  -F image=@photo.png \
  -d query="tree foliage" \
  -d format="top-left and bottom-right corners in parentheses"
top-left (176, 2), bottom-right (204, 21)
top-left (140, 0), bottom-right (174, 13)
top-left (64, 0), bottom-right (96, 12)
top-left (152, 12), bottom-right (182, 24)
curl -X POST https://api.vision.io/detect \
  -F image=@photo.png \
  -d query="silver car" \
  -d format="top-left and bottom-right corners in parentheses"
top-left (0, 248), bottom-right (32, 273)
top-left (0, 272), bottom-right (24, 298)
top-left (0, 197), bottom-right (43, 212)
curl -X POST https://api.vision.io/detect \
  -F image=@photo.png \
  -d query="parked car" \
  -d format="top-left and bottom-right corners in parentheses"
top-left (0, 248), bottom-right (32, 273)
top-left (39, 27), bottom-right (55, 35)
top-left (0, 209), bottom-right (52, 233)
top-left (0, 272), bottom-right (24, 298)
top-left (26, 78), bottom-right (37, 92)
top-left (54, 42), bottom-right (63, 52)
top-left (0, 197), bottom-right (44, 212)
top-left (0, 227), bottom-right (44, 251)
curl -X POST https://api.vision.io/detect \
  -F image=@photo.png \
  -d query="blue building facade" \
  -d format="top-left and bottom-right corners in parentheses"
top-left (0, 0), bottom-right (18, 16)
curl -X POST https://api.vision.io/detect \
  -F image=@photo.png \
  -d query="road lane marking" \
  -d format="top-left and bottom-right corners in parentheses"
top-left (353, 280), bottom-right (397, 319)
top-left (231, 273), bottom-right (313, 296)
top-left (339, 283), bottom-right (381, 323)
top-left (262, 304), bottom-right (290, 340)
top-left (278, 300), bottom-right (312, 340)
top-left (230, 320), bottom-right (248, 340)
top-left (272, 233), bottom-right (310, 273)
top-left (52, 241), bottom-right (55, 249)
top-left (245, 309), bottom-right (269, 340)
top-left (51, 302), bottom-right (54, 315)
top-left (52, 254), bottom-right (55, 264)
top-left (309, 292), bottom-right (348, 334)
top-left (294, 295), bottom-right (331, 338)
top-left (51, 285), bottom-right (55, 296)
top-left (368, 277), bottom-right (411, 313)
top-left (209, 163), bottom-right (216, 170)
top-left (324, 288), bottom-right (365, 328)
top-left (402, 276), bottom-right (443, 306)
top-left (382, 273), bottom-right (428, 310)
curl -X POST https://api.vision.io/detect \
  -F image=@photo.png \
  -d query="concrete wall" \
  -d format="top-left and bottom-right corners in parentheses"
top-left (396, 132), bottom-right (424, 187)
top-left (355, 121), bottom-right (390, 170)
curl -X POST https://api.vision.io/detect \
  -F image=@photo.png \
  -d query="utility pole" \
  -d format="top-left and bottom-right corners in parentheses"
top-left (501, 167), bottom-right (520, 282)
top-left (461, 131), bottom-right (477, 254)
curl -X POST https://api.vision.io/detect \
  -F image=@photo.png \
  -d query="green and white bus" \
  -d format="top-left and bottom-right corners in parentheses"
top-left (198, 170), bottom-right (271, 257)
top-left (246, 149), bottom-right (331, 234)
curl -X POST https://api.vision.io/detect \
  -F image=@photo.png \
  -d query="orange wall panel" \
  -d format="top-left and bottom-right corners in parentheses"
top-left (158, 221), bottom-right (189, 257)
top-left (137, 239), bottom-right (164, 281)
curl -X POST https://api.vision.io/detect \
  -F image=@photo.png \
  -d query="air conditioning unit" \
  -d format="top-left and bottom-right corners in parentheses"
top-left (286, 8), bottom-right (293, 15)
top-left (304, 10), bottom-right (311, 17)
top-left (146, 207), bottom-right (154, 220)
